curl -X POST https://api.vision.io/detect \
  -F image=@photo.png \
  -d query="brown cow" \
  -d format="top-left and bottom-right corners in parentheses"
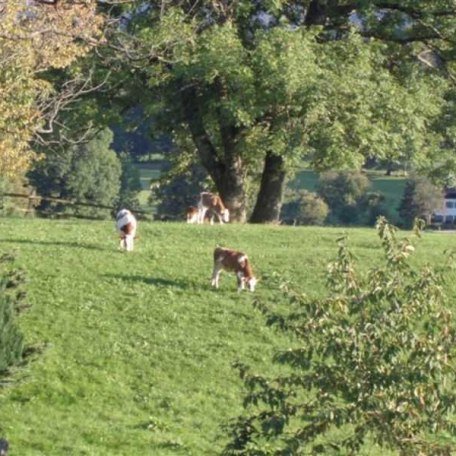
top-left (187, 205), bottom-right (221, 224)
top-left (198, 192), bottom-right (229, 224)
top-left (211, 247), bottom-right (257, 292)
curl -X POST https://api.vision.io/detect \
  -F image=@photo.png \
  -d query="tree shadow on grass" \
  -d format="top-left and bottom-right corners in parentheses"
top-left (103, 273), bottom-right (189, 289)
top-left (0, 238), bottom-right (108, 251)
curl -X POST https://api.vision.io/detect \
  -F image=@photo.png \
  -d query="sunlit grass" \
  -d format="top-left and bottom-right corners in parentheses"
top-left (1, 218), bottom-right (454, 455)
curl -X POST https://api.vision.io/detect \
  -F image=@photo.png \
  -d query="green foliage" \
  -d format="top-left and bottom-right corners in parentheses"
top-left (28, 129), bottom-right (122, 219)
top-left (281, 190), bottom-right (328, 225)
top-left (224, 218), bottom-right (456, 455)
top-left (317, 171), bottom-right (371, 224)
top-left (150, 146), bottom-right (210, 220)
top-left (358, 191), bottom-right (392, 226)
top-left (117, 153), bottom-right (143, 212)
top-left (0, 175), bottom-right (34, 217)
top-left (99, 2), bottom-right (452, 222)
top-left (0, 254), bottom-right (26, 374)
top-left (398, 176), bottom-right (443, 228)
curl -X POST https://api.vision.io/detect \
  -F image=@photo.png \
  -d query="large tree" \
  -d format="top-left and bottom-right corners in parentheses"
top-left (0, 0), bottom-right (104, 178)
top-left (28, 128), bottom-right (122, 218)
top-left (101, 1), bottom-right (454, 222)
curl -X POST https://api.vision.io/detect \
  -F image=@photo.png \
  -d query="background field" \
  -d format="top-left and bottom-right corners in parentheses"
top-left (285, 169), bottom-right (406, 222)
top-left (0, 218), bottom-right (454, 455)
top-left (138, 164), bottom-right (408, 221)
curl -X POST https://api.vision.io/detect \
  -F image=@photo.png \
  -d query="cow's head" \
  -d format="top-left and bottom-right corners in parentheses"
top-left (222, 208), bottom-right (230, 223)
top-left (246, 276), bottom-right (257, 292)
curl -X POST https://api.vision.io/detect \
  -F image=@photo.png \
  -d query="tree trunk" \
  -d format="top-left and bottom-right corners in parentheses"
top-left (181, 84), bottom-right (247, 222)
top-left (250, 152), bottom-right (286, 223)
top-left (219, 155), bottom-right (246, 222)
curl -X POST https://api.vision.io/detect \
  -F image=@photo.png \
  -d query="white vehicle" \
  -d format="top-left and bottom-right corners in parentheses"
top-left (431, 189), bottom-right (456, 226)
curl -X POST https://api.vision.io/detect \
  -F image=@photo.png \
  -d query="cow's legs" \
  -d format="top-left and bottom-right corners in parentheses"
top-left (125, 234), bottom-right (134, 251)
top-left (198, 206), bottom-right (208, 224)
top-left (215, 212), bottom-right (224, 225)
top-left (236, 272), bottom-right (245, 292)
top-left (211, 264), bottom-right (223, 288)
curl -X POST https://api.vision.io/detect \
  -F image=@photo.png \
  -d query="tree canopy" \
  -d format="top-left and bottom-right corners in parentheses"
top-left (95, 0), bottom-right (455, 222)
top-left (4, 1), bottom-right (456, 222)
top-left (0, 0), bottom-right (104, 177)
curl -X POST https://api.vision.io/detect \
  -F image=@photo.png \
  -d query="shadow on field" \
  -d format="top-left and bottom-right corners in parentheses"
top-left (103, 273), bottom-right (189, 289)
top-left (0, 239), bottom-right (108, 251)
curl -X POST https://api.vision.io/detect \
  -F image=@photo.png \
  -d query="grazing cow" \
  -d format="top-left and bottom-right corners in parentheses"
top-left (211, 247), bottom-right (257, 292)
top-left (198, 192), bottom-right (229, 224)
top-left (116, 209), bottom-right (137, 252)
top-left (186, 205), bottom-right (217, 224)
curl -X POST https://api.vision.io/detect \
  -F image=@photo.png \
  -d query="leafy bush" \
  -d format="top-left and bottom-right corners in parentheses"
top-left (358, 191), bottom-right (392, 226)
top-left (281, 190), bottom-right (328, 225)
top-left (28, 129), bottom-right (121, 219)
top-left (317, 171), bottom-right (370, 224)
top-left (0, 175), bottom-right (33, 217)
top-left (398, 176), bottom-right (443, 228)
top-left (0, 254), bottom-right (27, 374)
top-left (224, 218), bottom-right (456, 455)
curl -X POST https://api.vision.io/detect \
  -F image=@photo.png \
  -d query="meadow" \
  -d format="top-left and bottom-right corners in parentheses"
top-left (0, 218), bottom-right (455, 455)
top-left (136, 164), bottom-right (408, 221)
top-left (288, 169), bottom-right (407, 222)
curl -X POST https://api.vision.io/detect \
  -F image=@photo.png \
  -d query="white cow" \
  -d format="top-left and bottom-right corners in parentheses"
top-left (116, 209), bottom-right (137, 251)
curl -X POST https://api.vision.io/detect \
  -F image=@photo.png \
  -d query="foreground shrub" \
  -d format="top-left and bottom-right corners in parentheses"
top-left (224, 218), bottom-right (456, 455)
top-left (0, 254), bottom-right (26, 374)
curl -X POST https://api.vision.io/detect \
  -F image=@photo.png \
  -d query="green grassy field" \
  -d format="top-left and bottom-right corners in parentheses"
top-left (288, 169), bottom-right (407, 221)
top-left (0, 218), bottom-right (454, 455)
top-left (137, 163), bottom-right (407, 221)
top-left (136, 162), bottom-right (162, 211)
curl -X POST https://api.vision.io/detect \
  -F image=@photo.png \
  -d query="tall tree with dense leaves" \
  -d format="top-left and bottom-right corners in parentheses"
top-left (398, 175), bottom-right (443, 228)
top-left (0, 0), bottom-right (104, 178)
top-left (98, 0), bottom-right (453, 222)
top-left (28, 128), bottom-right (121, 218)
top-left (0, 253), bottom-right (27, 375)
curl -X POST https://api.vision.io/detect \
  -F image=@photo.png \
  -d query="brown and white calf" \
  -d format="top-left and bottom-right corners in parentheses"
top-left (186, 206), bottom-right (199, 224)
top-left (116, 209), bottom-right (137, 251)
top-left (211, 247), bottom-right (257, 292)
top-left (186, 205), bottom-right (218, 224)
top-left (198, 192), bottom-right (229, 224)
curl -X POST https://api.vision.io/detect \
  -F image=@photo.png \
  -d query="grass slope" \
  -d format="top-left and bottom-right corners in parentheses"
top-left (0, 219), bottom-right (455, 455)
